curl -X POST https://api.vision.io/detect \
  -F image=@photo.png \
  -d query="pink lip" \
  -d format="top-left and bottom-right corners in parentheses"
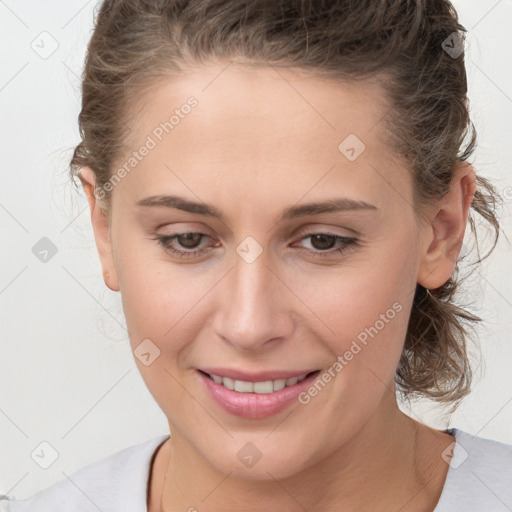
top-left (197, 369), bottom-right (321, 419)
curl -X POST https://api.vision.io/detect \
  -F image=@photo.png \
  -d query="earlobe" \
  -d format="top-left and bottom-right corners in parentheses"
top-left (78, 167), bottom-right (120, 292)
top-left (417, 161), bottom-right (477, 289)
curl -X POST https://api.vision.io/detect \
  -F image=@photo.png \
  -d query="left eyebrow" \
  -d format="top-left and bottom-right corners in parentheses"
top-left (136, 194), bottom-right (378, 222)
top-left (280, 198), bottom-right (378, 221)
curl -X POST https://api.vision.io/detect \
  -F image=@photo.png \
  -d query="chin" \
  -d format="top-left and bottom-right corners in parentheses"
top-left (198, 435), bottom-right (320, 482)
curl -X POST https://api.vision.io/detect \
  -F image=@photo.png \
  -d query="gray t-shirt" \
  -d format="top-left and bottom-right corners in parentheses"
top-left (2, 427), bottom-right (511, 511)
top-left (435, 428), bottom-right (512, 511)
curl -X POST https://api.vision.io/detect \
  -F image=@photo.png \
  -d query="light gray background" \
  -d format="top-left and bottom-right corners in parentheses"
top-left (1, 0), bottom-right (511, 499)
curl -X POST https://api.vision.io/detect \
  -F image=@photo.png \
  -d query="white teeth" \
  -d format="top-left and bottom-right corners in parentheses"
top-left (223, 377), bottom-right (235, 390)
top-left (273, 379), bottom-right (286, 391)
top-left (208, 372), bottom-right (310, 393)
top-left (253, 381), bottom-right (273, 394)
top-left (234, 380), bottom-right (254, 393)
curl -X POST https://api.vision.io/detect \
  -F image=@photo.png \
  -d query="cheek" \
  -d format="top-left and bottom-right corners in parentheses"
top-left (294, 244), bottom-right (416, 383)
top-left (116, 255), bottom-right (208, 415)
top-left (119, 265), bottom-right (209, 351)
top-left (113, 223), bottom-right (209, 340)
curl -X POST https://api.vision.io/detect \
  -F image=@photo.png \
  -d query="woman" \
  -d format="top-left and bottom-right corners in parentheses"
top-left (4, 0), bottom-right (511, 511)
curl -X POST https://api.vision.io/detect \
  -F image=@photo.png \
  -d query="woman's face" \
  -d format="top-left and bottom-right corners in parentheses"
top-left (85, 63), bottom-right (454, 479)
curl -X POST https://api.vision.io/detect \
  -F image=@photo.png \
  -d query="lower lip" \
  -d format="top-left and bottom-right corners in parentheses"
top-left (197, 370), bottom-right (320, 419)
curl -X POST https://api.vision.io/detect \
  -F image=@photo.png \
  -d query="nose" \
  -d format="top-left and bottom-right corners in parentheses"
top-left (211, 245), bottom-right (295, 352)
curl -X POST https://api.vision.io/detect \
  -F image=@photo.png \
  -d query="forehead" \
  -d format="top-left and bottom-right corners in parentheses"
top-left (129, 62), bottom-right (392, 151)
top-left (115, 62), bottom-right (413, 218)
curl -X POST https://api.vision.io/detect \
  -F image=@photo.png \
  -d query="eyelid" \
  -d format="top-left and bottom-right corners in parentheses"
top-left (292, 223), bottom-right (358, 239)
top-left (154, 224), bottom-right (220, 244)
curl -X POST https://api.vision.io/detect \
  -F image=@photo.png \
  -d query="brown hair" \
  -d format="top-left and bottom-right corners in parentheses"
top-left (71, 0), bottom-right (502, 411)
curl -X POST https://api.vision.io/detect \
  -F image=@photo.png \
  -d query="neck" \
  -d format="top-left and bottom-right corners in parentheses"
top-left (153, 397), bottom-right (448, 512)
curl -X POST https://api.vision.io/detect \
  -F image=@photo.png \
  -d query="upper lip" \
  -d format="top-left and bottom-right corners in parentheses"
top-left (198, 367), bottom-right (320, 382)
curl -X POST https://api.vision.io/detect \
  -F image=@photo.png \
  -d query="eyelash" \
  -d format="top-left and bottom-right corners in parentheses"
top-left (150, 232), bottom-right (359, 260)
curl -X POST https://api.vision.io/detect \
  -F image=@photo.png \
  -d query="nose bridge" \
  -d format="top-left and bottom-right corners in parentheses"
top-left (213, 242), bottom-right (291, 350)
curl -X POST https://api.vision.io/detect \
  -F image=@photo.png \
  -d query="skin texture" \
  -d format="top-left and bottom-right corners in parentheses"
top-left (79, 62), bottom-right (477, 511)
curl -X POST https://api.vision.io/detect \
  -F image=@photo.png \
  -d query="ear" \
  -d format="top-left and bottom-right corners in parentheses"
top-left (417, 161), bottom-right (477, 289)
top-left (78, 167), bottom-right (120, 292)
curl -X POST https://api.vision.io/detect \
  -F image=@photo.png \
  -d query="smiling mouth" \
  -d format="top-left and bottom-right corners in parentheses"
top-left (198, 370), bottom-right (320, 394)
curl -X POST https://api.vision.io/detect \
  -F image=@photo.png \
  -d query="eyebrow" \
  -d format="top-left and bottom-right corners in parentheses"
top-left (136, 195), bottom-right (378, 221)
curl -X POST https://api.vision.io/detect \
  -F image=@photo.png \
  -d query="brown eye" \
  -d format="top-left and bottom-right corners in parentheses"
top-left (309, 234), bottom-right (337, 250)
top-left (293, 232), bottom-right (359, 258)
top-left (176, 232), bottom-right (203, 249)
top-left (151, 232), bottom-right (214, 259)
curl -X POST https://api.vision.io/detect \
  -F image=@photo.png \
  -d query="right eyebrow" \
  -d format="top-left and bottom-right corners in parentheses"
top-left (136, 195), bottom-right (225, 220)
